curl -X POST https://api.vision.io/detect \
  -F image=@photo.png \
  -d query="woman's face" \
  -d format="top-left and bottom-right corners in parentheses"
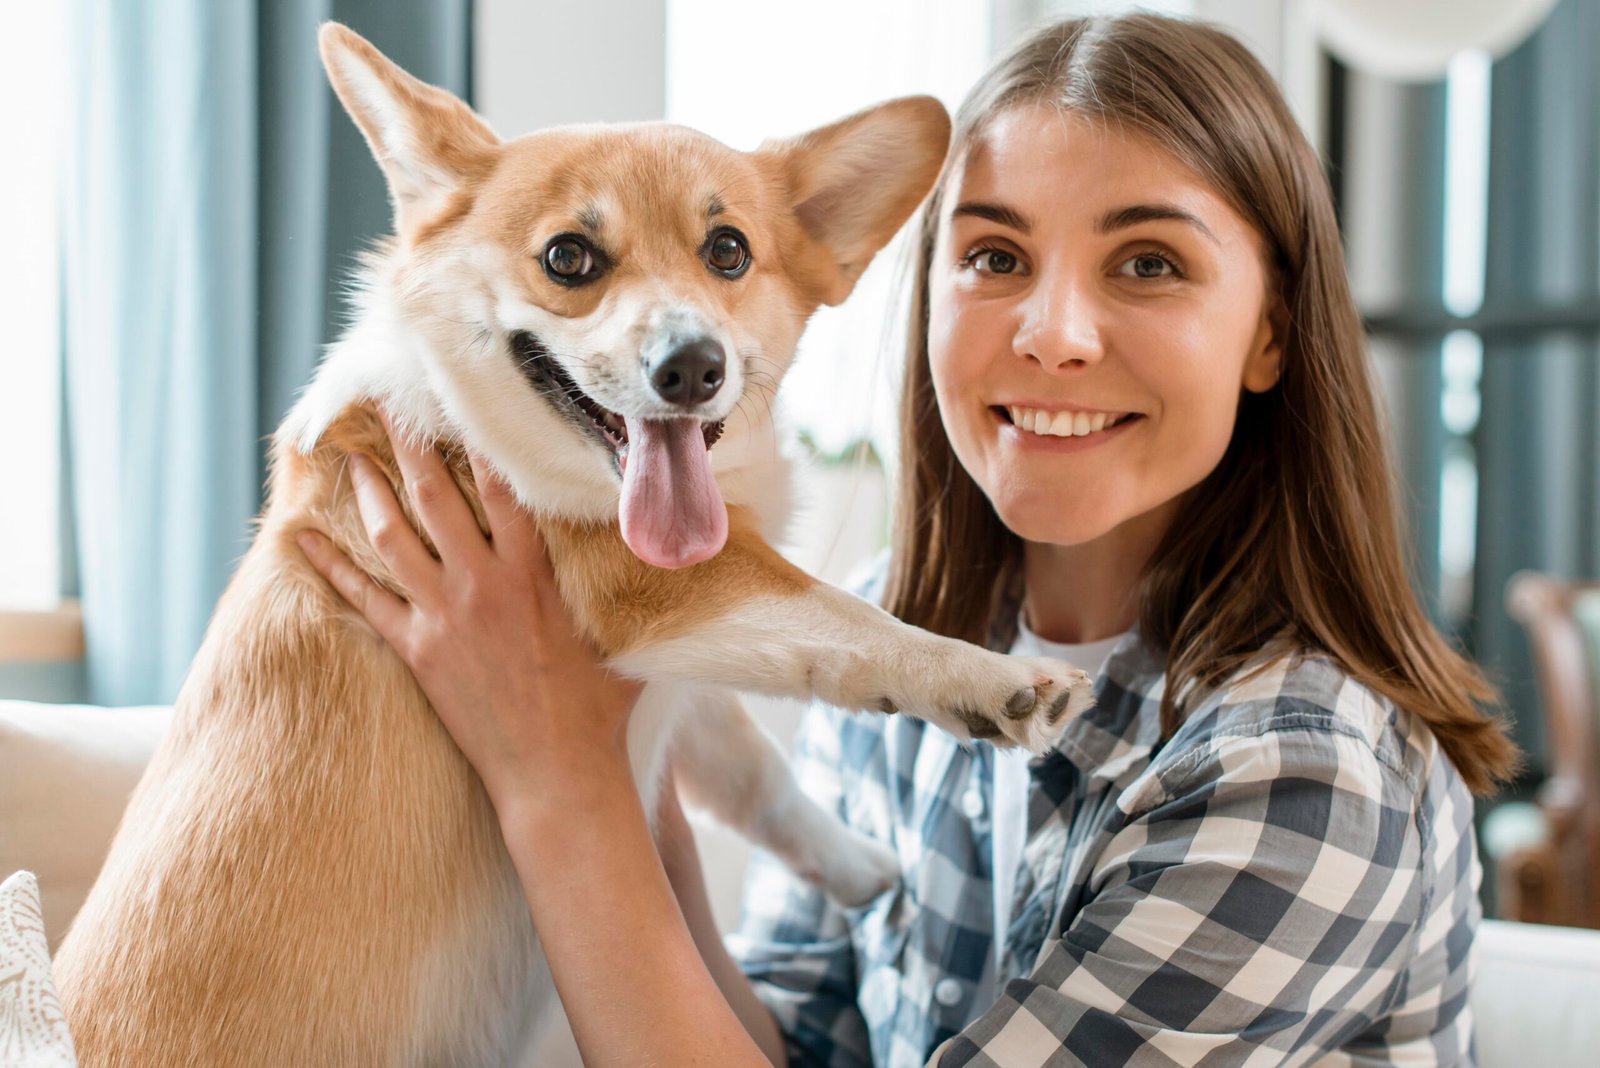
top-left (929, 105), bottom-right (1283, 550)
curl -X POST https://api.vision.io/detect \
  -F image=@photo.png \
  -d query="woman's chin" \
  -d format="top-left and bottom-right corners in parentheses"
top-left (993, 497), bottom-right (1124, 548)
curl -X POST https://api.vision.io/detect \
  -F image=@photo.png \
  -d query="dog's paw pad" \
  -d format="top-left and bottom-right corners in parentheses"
top-left (1004, 685), bottom-right (1037, 720)
top-left (1049, 670), bottom-right (1096, 723)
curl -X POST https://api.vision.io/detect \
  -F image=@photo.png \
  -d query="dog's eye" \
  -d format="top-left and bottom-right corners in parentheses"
top-left (543, 236), bottom-right (601, 285)
top-left (705, 228), bottom-right (751, 278)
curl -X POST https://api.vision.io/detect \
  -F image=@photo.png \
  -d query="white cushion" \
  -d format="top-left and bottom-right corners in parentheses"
top-left (0, 701), bottom-right (171, 949)
top-left (1474, 918), bottom-right (1600, 1066)
top-left (0, 870), bottom-right (77, 1066)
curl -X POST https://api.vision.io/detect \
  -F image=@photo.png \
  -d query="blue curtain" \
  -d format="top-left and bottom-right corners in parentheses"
top-left (61, 0), bottom-right (472, 705)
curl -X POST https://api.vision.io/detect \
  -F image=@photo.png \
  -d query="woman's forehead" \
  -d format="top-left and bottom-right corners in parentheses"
top-left (949, 105), bottom-right (1242, 237)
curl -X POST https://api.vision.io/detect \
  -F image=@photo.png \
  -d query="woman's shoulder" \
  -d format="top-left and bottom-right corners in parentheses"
top-left (1156, 642), bottom-right (1451, 807)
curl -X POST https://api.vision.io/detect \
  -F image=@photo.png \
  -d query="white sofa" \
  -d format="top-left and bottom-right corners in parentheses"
top-left (5, 699), bottom-right (1599, 1065)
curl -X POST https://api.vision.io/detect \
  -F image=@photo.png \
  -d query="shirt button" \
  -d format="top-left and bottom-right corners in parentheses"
top-left (934, 977), bottom-right (965, 1007)
top-left (961, 789), bottom-right (984, 820)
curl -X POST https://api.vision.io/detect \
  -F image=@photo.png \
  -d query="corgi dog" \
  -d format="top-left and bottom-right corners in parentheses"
top-left (52, 23), bottom-right (1093, 1067)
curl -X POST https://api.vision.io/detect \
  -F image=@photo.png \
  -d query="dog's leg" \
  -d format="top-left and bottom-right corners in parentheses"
top-left (613, 581), bottom-right (1092, 752)
top-left (548, 515), bottom-right (1095, 753)
top-left (668, 688), bottom-right (899, 907)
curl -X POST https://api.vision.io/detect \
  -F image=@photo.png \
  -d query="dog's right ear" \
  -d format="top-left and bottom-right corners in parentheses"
top-left (318, 22), bottom-right (499, 232)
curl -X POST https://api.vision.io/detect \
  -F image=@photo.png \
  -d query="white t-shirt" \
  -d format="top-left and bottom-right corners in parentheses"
top-left (992, 618), bottom-right (1126, 973)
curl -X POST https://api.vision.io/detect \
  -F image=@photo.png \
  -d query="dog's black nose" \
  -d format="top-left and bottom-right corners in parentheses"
top-left (650, 338), bottom-right (725, 406)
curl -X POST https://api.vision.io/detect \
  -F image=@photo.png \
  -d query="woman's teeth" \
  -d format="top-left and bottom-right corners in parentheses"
top-left (1006, 406), bottom-right (1128, 438)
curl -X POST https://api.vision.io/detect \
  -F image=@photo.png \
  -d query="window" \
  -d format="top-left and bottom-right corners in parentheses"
top-left (0, 5), bottom-right (66, 611)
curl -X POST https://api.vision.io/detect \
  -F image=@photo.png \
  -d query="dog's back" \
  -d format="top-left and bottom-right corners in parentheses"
top-left (54, 410), bottom-right (549, 1066)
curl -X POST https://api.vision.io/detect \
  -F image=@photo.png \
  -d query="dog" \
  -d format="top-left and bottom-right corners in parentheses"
top-left (51, 23), bottom-right (1093, 1066)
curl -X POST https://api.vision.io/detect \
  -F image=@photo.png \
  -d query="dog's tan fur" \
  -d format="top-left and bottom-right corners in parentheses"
top-left (53, 25), bottom-right (1092, 1066)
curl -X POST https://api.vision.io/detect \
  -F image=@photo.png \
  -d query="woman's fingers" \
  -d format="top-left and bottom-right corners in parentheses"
top-left (349, 453), bottom-right (441, 591)
top-left (381, 413), bottom-right (489, 568)
top-left (463, 452), bottom-right (565, 631)
top-left (467, 450), bottom-right (541, 564)
top-left (295, 529), bottom-right (413, 648)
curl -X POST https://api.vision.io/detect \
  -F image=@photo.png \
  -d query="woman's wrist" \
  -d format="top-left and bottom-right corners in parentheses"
top-left (489, 742), bottom-right (637, 842)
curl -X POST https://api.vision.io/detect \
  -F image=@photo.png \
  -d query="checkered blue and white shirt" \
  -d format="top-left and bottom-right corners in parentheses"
top-left (730, 585), bottom-right (1481, 1067)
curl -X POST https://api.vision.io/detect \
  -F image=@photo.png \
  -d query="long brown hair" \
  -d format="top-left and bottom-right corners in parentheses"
top-left (883, 14), bottom-right (1518, 794)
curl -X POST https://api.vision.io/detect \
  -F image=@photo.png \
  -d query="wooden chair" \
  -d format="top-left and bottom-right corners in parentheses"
top-left (1492, 572), bottom-right (1600, 928)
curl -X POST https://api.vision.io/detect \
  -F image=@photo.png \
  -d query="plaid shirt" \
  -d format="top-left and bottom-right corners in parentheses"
top-left (731, 585), bottom-right (1481, 1067)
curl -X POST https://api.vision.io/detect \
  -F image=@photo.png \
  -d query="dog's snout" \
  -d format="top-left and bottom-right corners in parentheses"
top-left (650, 338), bottom-right (726, 407)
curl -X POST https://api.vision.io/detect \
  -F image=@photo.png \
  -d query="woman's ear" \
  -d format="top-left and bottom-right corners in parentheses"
top-left (1242, 291), bottom-right (1289, 393)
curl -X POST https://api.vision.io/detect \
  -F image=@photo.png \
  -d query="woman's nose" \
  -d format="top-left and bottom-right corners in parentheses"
top-left (1013, 268), bottom-right (1105, 371)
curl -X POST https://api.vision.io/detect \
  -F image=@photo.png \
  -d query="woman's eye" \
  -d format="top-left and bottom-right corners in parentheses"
top-left (1119, 252), bottom-right (1178, 280)
top-left (543, 236), bottom-right (600, 285)
top-left (966, 247), bottom-right (1020, 275)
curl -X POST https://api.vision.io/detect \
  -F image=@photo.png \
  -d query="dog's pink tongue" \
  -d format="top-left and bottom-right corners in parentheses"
top-left (619, 417), bottom-right (727, 568)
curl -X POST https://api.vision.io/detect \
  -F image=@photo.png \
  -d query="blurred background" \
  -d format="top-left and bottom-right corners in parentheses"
top-left (2, 1), bottom-right (1598, 1055)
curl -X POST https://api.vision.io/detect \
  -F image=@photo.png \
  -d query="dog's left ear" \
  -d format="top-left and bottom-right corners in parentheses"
top-left (318, 22), bottom-right (500, 232)
top-left (762, 97), bottom-right (951, 306)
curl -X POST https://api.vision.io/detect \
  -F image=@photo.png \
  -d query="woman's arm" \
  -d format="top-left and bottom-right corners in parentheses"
top-left (493, 756), bottom-right (778, 1066)
top-left (295, 419), bottom-right (781, 1066)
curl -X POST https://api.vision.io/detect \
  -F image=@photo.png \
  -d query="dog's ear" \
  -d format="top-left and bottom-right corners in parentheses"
top-left (318, 22), bottom-right (499, 231)
top-left (761, 97), bottom-right (951, 306)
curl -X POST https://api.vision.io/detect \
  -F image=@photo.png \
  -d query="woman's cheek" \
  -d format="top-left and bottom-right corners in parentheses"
top-left (1154, 374), bottom-right (1240, 496)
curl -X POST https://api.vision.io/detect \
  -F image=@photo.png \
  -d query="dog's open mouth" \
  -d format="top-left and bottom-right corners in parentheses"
top-left (512, 330), bottom-right (731, 569)
top-left (511, 331), bottom-right (725, 463)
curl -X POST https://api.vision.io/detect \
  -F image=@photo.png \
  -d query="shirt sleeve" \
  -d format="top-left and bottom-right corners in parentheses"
top-left (728, 700), bottom-right (875, 1068)
top-left (933, 721), bottom-right (1430, 1068)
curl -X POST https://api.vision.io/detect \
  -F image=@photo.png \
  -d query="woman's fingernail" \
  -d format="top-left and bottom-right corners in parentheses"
top-left (349, 453), bottom-right (371, 480)
top-left (295, 530), bottom-right (321, 556)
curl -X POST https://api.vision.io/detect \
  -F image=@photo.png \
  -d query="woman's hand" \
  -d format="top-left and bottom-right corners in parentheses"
top-left (294, 416), bottom-right (643, 814)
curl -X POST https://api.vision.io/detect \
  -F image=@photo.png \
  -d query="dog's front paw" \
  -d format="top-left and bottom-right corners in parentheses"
top-left (909, 654), bottom-right (1094, 753)
top-left (995, 657), bottom-right (1096, 752)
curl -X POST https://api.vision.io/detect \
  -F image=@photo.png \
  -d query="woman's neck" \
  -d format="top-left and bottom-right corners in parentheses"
top-left (1021, 499), bottom-right (1177, 645)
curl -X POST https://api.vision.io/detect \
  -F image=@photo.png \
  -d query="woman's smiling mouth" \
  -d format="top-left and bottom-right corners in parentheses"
top-left (1003, 404), bottom-right (1138, 437)
top-left (992, 404), bottom-right (1144, 448)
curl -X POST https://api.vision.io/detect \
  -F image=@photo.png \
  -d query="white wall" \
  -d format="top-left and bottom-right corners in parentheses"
top-left (475, 0), bottom-right (666, 133)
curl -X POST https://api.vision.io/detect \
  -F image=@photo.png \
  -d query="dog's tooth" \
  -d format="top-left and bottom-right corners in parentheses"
top-left (1022, 409), bottom-right (1039, 433)
top-left (1007, 406), bottom-right (1021, 428)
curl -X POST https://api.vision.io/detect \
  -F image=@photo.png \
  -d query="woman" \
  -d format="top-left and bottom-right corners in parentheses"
top-left (300, 13), bottom-right (1517, 1066)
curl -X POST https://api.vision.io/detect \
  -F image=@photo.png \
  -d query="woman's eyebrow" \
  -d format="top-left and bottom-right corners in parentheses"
top-left (1098, 203), bottom-right (1219, 245)
top-left (950, 201), bottom-right (1033, 233)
